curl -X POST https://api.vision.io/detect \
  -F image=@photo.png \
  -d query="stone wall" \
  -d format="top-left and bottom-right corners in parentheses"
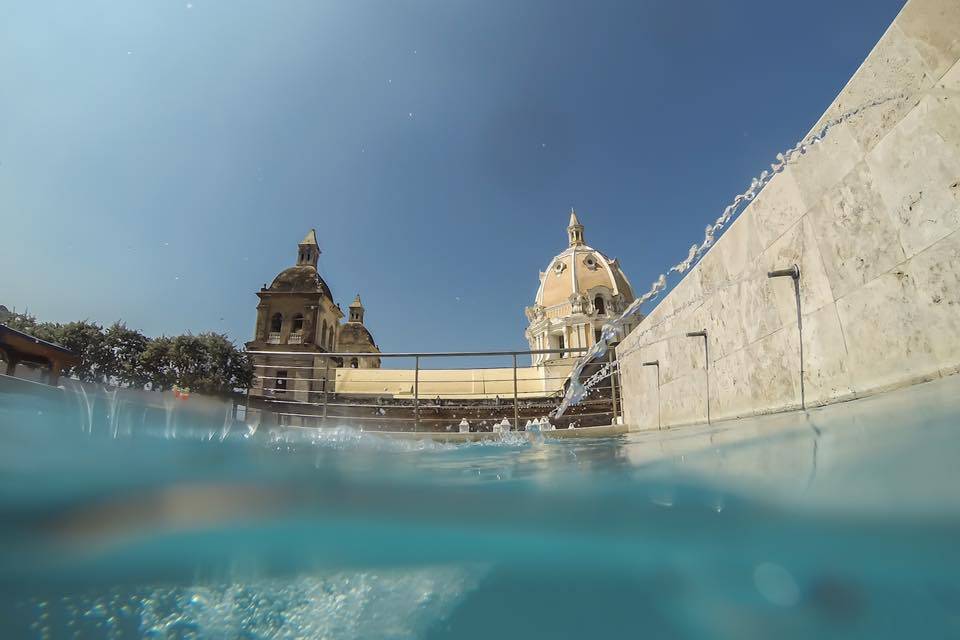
top-left (618, 0), bottom-right (960, 430)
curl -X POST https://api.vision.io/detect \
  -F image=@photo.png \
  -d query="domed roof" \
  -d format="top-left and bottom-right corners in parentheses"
top-left (338, 321), bottom-right (378, 350)
top-left (268, 265), bottom-right (333, 299)
top-left (533, 211), bottom-right (634, 308)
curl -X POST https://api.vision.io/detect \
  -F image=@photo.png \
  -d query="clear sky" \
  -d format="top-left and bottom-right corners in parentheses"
top-left (0, 0), bottom-right (906, 356)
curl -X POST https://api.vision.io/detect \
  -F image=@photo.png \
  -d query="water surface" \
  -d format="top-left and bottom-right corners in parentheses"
top-left (1, 375), bottom-right (958, 638)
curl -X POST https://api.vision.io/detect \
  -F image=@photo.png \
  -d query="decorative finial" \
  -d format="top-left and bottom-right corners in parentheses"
top-left (349, 294), bottom-right (365, 323)
top-left (567, 209), bottom-right (584, 246)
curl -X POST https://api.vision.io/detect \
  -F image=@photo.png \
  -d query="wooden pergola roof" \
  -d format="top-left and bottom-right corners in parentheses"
top-left (0, 324), bottom-right (80, 369)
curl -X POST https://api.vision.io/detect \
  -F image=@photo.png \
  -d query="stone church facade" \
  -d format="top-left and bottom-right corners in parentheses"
top-left (246, 230), bottom-right (380, 403)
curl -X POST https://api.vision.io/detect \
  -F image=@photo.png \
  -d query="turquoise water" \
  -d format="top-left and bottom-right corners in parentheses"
top-left (1, 376), bottom-right (959, 639)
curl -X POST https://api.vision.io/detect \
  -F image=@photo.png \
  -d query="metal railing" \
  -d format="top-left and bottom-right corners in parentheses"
top-left (244, 347), bottom-right (623, 432)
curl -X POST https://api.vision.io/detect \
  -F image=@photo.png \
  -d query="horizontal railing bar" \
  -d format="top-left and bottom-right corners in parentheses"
top-left (245, 348), bottom-right (589, 358)
top-left (388, 411), bottom-right (614, 422)
top-left (256, 388), bottom-right (571, 398)
top-left (253, 387), bottom-right (580, 403)
top-left (251, 365), bottom-right (580, 375)
top-left (279, 400), bottom-right (608, 410)
top-left (253, 375), bottom-right (573, 383)
top-left (253, 364), bottom-right (337, 370)
top-left (257, 397), bottom-right (612, 409)
top-left (269, 410), bottom-right (615, 422)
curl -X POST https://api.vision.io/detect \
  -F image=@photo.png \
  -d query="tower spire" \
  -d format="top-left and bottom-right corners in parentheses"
top-left (567, 208), bottom-right (585, 247)
top-left (349, 293), bottom-right (365, 323)
top-left (297, 229), bottom-right (320, 267)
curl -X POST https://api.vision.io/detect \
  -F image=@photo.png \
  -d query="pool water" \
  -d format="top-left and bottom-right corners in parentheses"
top-left (1, 375), bottom-right (959, 639)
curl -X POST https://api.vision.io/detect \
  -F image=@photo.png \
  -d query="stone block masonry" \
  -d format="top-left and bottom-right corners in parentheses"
top-left (619, 0), bottom-right (960, 430)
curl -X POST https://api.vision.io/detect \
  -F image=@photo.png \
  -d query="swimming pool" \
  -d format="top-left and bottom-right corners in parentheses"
top-left (1, 373), bottom-right (958, 638)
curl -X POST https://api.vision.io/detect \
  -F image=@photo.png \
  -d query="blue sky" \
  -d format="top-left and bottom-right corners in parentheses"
top-left (0, 0), bottom-right (905, 355)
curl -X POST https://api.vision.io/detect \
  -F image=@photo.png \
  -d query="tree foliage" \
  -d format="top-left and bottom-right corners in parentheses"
top-left (1, 312), bottom-right (252, 394)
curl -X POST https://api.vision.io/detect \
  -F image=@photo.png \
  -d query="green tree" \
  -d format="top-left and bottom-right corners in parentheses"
top-left (167, 334), bottom-right (209, 391)
top-left (56, 321), bottom-right (108, 382)
top-left (140, 336), bottom-right (176, 392)
top-left (102, 323), bottom-right (149, 387)
top-left (4, 313), bottom-right (251, 394)
top-left (3, 312), bottom-right (62, 343)
top-left (197, 332), bottom-right (253, 395)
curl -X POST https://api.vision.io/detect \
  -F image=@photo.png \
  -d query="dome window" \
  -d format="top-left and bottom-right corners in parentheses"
top-left (594, 296), bottom-right (606, 315)
top-left (584, 255), bottom-right (597, 269)
top-left (553, 261), bottom-right (566, 275)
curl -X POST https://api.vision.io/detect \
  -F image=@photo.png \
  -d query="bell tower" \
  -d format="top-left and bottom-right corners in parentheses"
top-left (348, 294), bottom-right (365, 323)
top-left (297, 229), bottom-right (320, 267)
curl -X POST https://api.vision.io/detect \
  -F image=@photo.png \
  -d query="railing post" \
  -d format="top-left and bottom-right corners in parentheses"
top-left (414, 355), bottom-right (420, 432)
top-left (608, 348), bottom-right (619, 425)
top-left (322, 358), bottom-right (330, 424)
top-left (513, 353), bottom-right (519, 430)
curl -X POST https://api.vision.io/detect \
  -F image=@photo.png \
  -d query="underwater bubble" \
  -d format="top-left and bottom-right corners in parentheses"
top-left (754, 562), bottom-right (800, 607)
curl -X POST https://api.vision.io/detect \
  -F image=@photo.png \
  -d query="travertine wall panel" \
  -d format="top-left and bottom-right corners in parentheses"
top-left (619, 0), bottom-right (960, 430)
top-left (799, 304), bottom-right (855, 406)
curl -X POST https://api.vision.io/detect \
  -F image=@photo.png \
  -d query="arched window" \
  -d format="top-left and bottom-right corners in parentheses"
top-left (350, 357), bottom-right (359, 369)
top-left (594, 296), bottom-right (606, 315)
top-left (292, 314), bottom-right (304, 333)
top-left (321, 320), bottom-right (328, 349)
top-left (328, 328), bottom-right (335, 350)
top-left (270, 313), bottom-right (283, 332)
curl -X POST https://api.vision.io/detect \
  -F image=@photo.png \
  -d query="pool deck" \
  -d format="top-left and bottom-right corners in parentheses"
top-left (368, 423), bottom-right (629, 442)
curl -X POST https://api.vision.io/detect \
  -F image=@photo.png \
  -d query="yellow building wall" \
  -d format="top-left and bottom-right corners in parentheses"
top-left (333, 363), bottom-right (572, 399)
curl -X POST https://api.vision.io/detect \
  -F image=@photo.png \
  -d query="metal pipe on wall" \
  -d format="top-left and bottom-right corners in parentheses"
top-left (686, 331), bottom-right (710, 424)
top-left (642, 360), bottom-right (661, 430)
top-left (767, 264), bottom-right (804, 410)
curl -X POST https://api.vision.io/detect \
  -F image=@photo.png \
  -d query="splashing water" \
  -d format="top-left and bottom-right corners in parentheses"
top-left (4, 371), bottom-right (960, 638)
top-left (20, 568), bottom-right (482, 640)
top-left (554, 92), bottom-right (908, 417)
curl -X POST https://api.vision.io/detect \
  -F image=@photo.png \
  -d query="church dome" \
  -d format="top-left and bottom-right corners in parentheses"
top-left (337, 294), bottom-right (380, 368)
top-left (525, 212), bottom-right (639, 365)
top-left (265, 230), bottom-right (334, 299)
top-left (532, 211), bottom-right (634, 312)
top-left (268, 265), bottom-right (334, 299)
top-left (338, 322), bottom-right (377, 349)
